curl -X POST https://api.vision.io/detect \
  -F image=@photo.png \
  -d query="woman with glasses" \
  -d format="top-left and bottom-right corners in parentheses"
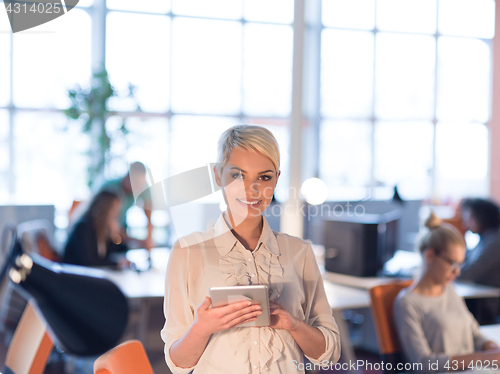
top-left (393, 213), bottom-right (500, 373)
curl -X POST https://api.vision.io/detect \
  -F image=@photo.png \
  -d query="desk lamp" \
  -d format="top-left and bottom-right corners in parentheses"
top-left (0, 225), bottom-right (128, 356)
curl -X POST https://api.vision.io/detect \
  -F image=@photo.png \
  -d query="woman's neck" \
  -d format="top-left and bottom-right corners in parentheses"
top-left (225, 211), bottom-right (263, 251)
top-left (413, 273), bottom-right (446, 296)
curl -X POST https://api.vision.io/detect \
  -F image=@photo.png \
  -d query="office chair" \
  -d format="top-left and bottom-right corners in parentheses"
top-left (94, 340), bottom-right (154, 374)
top-left (369, 280), bottom-right (412, 374)
top-left (4, 300), bottom-right (54, 374)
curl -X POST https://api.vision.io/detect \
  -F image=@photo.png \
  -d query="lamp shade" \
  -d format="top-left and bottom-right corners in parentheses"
top-left (12, 254), bottom-right (129, 356)
top-left (2, 227), bottom-right (129, 357)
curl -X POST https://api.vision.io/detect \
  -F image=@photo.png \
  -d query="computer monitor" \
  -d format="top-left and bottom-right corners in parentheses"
top-left (323, 211), bottom-right (400, 277)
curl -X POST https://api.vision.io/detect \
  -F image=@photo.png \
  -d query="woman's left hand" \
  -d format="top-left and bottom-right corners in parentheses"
top-left (269, 301), bottom-right (300, 331)
top-left (484, 341), bottom-right (500, 351)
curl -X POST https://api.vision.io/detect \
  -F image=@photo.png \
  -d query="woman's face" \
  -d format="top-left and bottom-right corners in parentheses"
top-left (216, 147), bottom-right (280, 222)
top-left (426, 244), bottom-right (465, 285)
top-left (461, 208), bottom-right (481, 234)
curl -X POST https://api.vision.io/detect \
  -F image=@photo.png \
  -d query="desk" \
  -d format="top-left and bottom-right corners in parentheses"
top-left (323, 272), bottom-right (500, 298)
top-left (480, 324), bottom-right (500, 343)
top-left (100, 248), bottom-right (169, 344)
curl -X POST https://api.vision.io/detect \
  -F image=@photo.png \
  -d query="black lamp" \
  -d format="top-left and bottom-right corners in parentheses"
top-left (0, 226), bottom-right (129, 356)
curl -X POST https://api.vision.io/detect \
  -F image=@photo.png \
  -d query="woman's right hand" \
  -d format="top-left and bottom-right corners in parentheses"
top-left (192, 297), bottom-right (262, 338)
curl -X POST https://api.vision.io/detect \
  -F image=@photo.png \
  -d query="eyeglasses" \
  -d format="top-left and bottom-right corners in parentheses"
top-left (436, 252), bottom-right (463, 272)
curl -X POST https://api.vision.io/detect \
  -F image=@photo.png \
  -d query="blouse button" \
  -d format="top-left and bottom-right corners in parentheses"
top-left (248, 257), bottom-right (252, 262)
top-left (254, 340), bottom-right (258, 345)
top-left (253, 365), bottom-right (258, 369)
top-left (251, 273), bottom-right (256, 277)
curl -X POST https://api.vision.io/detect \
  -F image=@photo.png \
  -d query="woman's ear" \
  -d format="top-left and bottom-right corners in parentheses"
top-left (213, 166), bottom-right (222, 187)
top-left (423, 248), bottom-right (435, 263)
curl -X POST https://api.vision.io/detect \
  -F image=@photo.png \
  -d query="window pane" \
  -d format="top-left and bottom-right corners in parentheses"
top-left (439, 0), bottom-right (495, 39)
top-left (244, 0), bottom-right (294, 24)
top-left (12, 9), bottom-right (91, 109)
top-left (172, 0), bottom-right (242, 19)
top-left (169, 115), bottom-right (239, 176)
top-left (320, 120), bottom-right (372, 199)
top-left (14, 112), bottom-right (90, 209)
top-left (243, 24), bottom-right (292, 117)
top-left (0, 110), bottom-right (9, 201)
top-left (436, 122), bottom-right (488, 198)
top-left (0, 11), bottom-right (9, 107)
top-left (377, 0), bottom-right (436, 34)
top-left (437, 37), bottom-right (490, 122)
top-left (107, 0), bottom-right (170, 13)
top-left (375, 33), bottom-right (435, 120)
top-left (107, 12), bottom-right (170, 113)
top-left (172, 18), bottom-right (242, 114)
top-left (78, 0), bottom-right (94, 6)
top-left (321, 30), bottom-right (374, 118)
top-left (322, 0), bottom-right (375, 30)
top-left (374, 121), bottom-right (433, 199)
top-left (105, 116), bottom-right (170, 182)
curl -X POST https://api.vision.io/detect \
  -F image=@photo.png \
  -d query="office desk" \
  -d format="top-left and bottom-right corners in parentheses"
top-left (100, 248), bottom-right (169, 344)
top-left (323, 272), bottom-right (500, 298)
top-left (480, 324), bottom-right (500, 343)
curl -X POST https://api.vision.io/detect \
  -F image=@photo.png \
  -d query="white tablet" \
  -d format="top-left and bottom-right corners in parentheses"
top-left (209, 285), bottom-right (271, 327)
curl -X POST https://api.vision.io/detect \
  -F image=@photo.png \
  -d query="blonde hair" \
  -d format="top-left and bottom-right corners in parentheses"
top-left (216, 125), bottom-right (280, 174)
top-left (418, 212), bottom-right (465, 254)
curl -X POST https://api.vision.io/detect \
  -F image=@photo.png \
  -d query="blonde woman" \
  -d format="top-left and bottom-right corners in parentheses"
top-left (394, 213), bottom-right (500, 373)
top-left (161, 125), bottom-right (340, 374)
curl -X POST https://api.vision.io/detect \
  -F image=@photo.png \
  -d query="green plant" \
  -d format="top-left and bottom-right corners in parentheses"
top-left (64, 68), bottom-right (140, 185)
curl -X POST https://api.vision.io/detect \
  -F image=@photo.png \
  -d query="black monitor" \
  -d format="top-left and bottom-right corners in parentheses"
top-left (323, 210), bottom-right (400, 277)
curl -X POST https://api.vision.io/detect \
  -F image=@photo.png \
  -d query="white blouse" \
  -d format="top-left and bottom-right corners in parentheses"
top-left (161, 213), bottom-right (341, 374)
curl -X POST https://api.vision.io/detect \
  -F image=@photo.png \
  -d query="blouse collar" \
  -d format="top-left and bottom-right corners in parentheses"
top-left (213, 212), bottom-right (280, 257)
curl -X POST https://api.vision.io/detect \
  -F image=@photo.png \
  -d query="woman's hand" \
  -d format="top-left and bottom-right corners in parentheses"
top-left (269, 301), bottom-right (300, 331)
top-left (483, 341), bottom-right (500, 351)
top-left (192, 297), bottom-right (262, 339)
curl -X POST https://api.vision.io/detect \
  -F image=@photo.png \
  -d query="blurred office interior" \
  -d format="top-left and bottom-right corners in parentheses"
top-left (0, 0), bottom-right (499, 373)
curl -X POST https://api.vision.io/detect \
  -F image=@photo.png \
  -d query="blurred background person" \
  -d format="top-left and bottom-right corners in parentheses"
top-left (459, 198), bottom-right (500, 324)
top-left (394, 213), bottom-right (500, 373)
top-left (63, 190), bottom-right (128, 267)
top-left (97, 161), bottom-right (155, 250)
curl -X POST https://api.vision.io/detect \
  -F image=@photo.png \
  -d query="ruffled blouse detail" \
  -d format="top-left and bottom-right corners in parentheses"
top-left (217, 219), bottom-right (285, 373)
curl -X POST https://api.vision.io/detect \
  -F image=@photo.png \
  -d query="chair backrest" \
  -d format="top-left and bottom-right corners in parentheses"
top-left (369, 280), bottom-right (412, 373)
top-left (18, 220), bottom-right (59, 262)
top-left (4, 300), bottom-right (53, 374)
top-left (94, 340), bottom-right (154, 374)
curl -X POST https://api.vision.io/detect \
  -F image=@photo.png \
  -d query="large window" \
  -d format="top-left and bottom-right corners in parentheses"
top-left (319, 0), bottom-right (494, 201)
top-left (0, 0), bottom-right (495, 220)
top-left (0, 0), bottom-right (294, 212)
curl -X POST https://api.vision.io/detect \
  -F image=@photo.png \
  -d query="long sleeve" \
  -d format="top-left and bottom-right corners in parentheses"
top-left (302, 245), bottom-right (341, 365)
top-left (393, 295), bottom-right (449, 373)
top-left (160, 242), bottom-right (196, 374)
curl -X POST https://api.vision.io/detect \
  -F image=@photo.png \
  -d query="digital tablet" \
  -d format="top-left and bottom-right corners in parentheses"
top-left (209, 285), bottom-right (270, 327)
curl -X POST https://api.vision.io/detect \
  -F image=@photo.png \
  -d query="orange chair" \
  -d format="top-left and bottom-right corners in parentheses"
top-left (94, 340), bottom-right (154, 374)
top-left (4, 300), bottom-right (54, 374)
top-left (369, 280), bottom-right (413, 374)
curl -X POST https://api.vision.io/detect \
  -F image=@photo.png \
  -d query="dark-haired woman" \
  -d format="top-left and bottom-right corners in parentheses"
top-left (459, 198), bottom-right (500, 324)
top-left (63, 190), bottom-right (127, 267)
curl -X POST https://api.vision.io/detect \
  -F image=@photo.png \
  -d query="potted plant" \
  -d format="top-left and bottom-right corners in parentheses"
top-left (64, 68), bottom-right (140, 186)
